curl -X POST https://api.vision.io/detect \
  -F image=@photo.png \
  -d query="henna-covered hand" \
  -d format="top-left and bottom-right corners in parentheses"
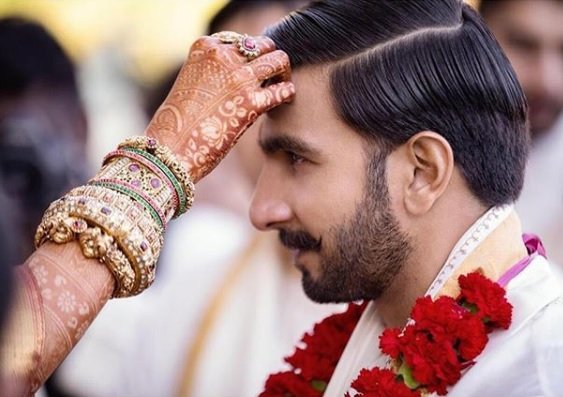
top-left (145, 34), bottom-right (295, 183)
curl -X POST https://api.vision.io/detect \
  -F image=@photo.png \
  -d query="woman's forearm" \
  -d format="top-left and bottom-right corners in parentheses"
top-left (0, 32), bottom-right (293, 396)
top-left (2, 242), bottom-right (114, 395)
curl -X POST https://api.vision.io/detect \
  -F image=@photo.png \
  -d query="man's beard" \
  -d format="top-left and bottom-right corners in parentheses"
top-left (279, 151), bottom-right (413, 303)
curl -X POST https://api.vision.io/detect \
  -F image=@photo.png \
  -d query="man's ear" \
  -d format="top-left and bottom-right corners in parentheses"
top-left (403, 131), bottom-right (454, 215)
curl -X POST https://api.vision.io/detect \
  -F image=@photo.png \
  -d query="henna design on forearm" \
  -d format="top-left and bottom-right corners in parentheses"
top-left (2, 242), bottom-right (114, 394)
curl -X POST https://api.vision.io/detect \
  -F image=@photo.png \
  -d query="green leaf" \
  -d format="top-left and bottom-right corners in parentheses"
top-left (461, 301), bottom-right (479, 314)
top-left (398, 361), bottom-right (421, 390)
top-left (311, 380), bottom-right (328, 392)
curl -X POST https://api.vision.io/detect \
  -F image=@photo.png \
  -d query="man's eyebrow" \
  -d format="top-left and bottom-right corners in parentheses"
top-left (259, 135), bottom-right (319, 156)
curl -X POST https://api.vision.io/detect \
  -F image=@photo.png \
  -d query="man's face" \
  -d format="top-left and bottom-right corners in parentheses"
top-left (485, 0), bottom-right (563, 137)
top-left (250, 67), bottom-right (412, 303)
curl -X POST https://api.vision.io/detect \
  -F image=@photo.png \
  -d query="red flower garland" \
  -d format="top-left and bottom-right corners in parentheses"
top-left (260, 272), bottom-right (513, 397)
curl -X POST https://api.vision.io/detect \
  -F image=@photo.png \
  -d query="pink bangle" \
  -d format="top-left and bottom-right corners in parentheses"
top-left (104, 149), bottom-right (180, 215)
top-left (92, 178), bottom-right (168, 229)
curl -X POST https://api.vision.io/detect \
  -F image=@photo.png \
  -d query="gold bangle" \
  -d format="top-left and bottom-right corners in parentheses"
top-left (100, 150), bottom-right (179, 220)
top-left (34, 136), bottom-right (195, 297)
top-left (35, 184), bottom-right (163, 297)
top-left (35, 203), bottom-right (137, 297)
top-left (66, 187), bottom-right (162, 294)
top-left (118, 136), bottom-right (195, 216)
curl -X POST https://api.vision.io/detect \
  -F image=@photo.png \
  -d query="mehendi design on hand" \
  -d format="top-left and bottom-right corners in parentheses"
top-left (145, 35), bottom-right (295, 182)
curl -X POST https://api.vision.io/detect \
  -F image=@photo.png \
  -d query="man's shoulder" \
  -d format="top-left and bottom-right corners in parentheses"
top-left (448, 256), bottom-right (563, 396)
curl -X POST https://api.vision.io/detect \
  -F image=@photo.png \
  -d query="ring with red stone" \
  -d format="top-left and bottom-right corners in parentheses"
top-left (237, 34), bottom-right (261, 60)
top-left (211, 30), bottom-right (242, 44)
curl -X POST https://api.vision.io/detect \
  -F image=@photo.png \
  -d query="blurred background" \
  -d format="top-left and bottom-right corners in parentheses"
top-left (0, 0), bottom-right (227, 167)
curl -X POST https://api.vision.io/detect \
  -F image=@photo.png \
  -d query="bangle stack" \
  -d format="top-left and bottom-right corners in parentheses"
top-left (35, 136), bottom-right (194, 297)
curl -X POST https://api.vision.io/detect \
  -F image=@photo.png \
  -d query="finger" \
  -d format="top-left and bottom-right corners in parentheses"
top-left (210, 31), bottom-right (242, 44)
top-left (190, 34), bottom-right (245, 67)
top-left (211, 33), bottom-right (275, 55)
top-left (189, 35), bottom-right (222, 51)
top-left (232, 35), bottom-right (277, 62)
top-left (247, 50), bottom-right (291, 82)
top-left (252, 35), bottom-right (277, 55)
top-left (253, 81), bottom-right (296, 114)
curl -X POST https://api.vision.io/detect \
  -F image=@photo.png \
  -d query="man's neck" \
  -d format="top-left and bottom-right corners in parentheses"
top-left (374, 197), bottom-right (488, 328)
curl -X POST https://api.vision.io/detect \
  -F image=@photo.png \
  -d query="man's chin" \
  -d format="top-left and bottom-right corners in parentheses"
top-left (301, 273), bottom-right (358, 304)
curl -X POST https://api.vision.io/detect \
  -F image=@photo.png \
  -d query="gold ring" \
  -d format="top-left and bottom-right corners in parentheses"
top-left (237, 34), bottom-right (261, 60)
top-left (211, 31), bottom-right (242, 44)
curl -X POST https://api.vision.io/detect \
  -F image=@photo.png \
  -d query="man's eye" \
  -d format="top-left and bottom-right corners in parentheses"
top-left (287, 151), bottom-right (305, 166)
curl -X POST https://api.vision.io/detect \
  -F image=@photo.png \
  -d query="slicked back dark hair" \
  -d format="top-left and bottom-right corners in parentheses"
top-left (267, 0), bottom-right (529, 207)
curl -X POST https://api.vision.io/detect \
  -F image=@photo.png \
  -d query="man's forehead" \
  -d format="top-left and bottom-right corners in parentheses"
top-left (262, 65), bottom-right (332, 138)
top-left (259, 64), bottom-right (369, 158)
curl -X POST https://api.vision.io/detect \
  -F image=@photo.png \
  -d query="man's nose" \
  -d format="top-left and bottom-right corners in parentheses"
top-left (249, 172), bottom-right (292, 231)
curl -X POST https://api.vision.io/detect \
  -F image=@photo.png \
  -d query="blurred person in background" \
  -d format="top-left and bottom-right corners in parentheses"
top-left (0, 17), bottom-right (90, 264)
top-left (0, 17), bottom-right (89, 397)
top-left (55, 1), bottom-right (342, 397)
top-left (0, 180), bottom-right (19, 395)
top-left (480, 0), bottom-right (563, 266)
top-left (0, 178), bottom-right (17, 333)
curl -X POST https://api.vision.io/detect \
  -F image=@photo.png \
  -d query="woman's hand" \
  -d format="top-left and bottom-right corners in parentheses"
top-left (145, 34), bottom-right (295, 183)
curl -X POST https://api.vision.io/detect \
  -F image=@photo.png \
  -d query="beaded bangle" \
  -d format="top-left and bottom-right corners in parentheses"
top-left (36, 183), bottom-right (165, 296)
top-left (103, 148), bottom-right (186, 217)
top-left (94, 155), bottom-right (175, 223)
top-left (90, 179), bottom-right (167, 231)
top-left (118, 135), bottom-right (195, 216)
top-left (68, 184), bottom-right (164, 249)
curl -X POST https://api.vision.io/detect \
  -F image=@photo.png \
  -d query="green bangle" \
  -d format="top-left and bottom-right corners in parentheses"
top-left (121, 147), bottom-right (188, 217)
top-left (89, 181), bottom-right (165, 231)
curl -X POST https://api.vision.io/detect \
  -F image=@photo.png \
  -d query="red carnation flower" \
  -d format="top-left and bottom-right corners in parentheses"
top-left (262, 303), bottom-right (366, 397)
top-left (411, 296), bottom-right (466, 342)
top-left (259, 371), bottom-right (322, 397)
top-left (261, 274), bottom-right (512, 397)
top-left (458, 272), bottom-right (513, 330)
top-left (351, 368), bottom-right (421, 397)
top-left (284, 303), bottom-right (366, 383)
top-left (456, 314), bottom-right (488, 362)
top-left (379, 328), bottom-right (402, 359)
top-left (410, 295), bottom-right (489, 362)
top-left (399, 325), bottom-right (461, 395)
top-left (285, 347), bottom-right (335, 382)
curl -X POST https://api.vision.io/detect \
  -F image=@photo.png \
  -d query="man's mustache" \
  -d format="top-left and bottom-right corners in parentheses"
top-left (279, 229), bottom-right (321, 252)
